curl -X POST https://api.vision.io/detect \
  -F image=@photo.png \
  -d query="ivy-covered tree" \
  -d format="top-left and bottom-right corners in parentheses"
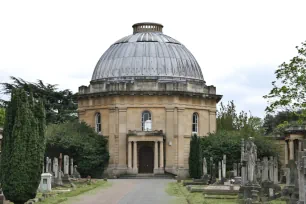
top-left (189, 134), bottom-right (202, 179)
top-left (1, 76), bottom-right (77, 124)
top-left (0, 88), bottom-right (46, 204)
top-left (264, 41), bottom-right (306, 121)
top-left (45, 121), bottom-right (109, 178)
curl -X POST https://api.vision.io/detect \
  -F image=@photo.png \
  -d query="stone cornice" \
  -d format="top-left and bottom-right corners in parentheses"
top-left (77, 90), bottom-right (222, 103)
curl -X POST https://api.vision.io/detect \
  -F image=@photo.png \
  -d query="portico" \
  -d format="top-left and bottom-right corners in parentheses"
top-left (127, 130), bottom-right (165, 174)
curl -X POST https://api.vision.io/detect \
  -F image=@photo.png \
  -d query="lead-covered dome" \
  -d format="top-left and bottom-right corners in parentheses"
top-left (91, 23), bottom-right (205, 83)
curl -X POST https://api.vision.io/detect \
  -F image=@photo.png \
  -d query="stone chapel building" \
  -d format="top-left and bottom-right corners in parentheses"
top-left (78, 22), bottom-right (222, 178)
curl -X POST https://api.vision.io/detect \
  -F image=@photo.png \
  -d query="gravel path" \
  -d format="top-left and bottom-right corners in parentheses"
top-left (64, 179), bottom-right (175, 204)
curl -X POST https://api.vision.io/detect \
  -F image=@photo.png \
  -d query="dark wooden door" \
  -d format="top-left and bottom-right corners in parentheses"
top-left (139, 146), bottom-right (154, 173)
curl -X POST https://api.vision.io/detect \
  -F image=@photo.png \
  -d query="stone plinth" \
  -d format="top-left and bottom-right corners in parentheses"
top-left (38, 173), bottom-right (52, 192)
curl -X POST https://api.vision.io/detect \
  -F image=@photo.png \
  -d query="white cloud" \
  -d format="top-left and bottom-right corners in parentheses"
top-left (1, 0), bottom-right (306, 118)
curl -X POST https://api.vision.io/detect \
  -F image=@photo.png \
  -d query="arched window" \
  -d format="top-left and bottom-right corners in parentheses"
top-left (95, 113), bottom-right (101, 134)
top-left (142, 111), bottom-right (152, 131)
top-left (192, 113), bottom-right (198, 134)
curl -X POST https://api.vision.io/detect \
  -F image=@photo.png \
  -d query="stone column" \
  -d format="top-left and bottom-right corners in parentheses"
top-left (289, 139), bottom-right (294, 160)
top-left (133, 141), bottom-right (138, 171)
top-left (70, 158), bottom-right (74, 175)
top-left (218, 161), bottom-right (222, 180)
top-left (154, 141), bottom-right (158, 170)
top-left (177, 108), bottom-right (185, 168)
top-left (285, 140), bottom-right (288, 165)
top-left (118, 108), bottom-right (127, 169)
top-left (160, 141), bottom-right (164, 168)
top-left (64, 155), bottom-right (69, 175)
top-left (46, 157), bottom-right (49, 173)
top-left (128, 141), bottom-right (132, 168)
top-left (53, 158), bottom-right (58, 178)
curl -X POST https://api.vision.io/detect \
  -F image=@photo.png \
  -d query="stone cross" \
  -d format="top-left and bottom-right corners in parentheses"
top-left (70, 158), bottom-right (74, 175)
top-left (218, 161), bottom-right (222, 180)
top-left (262, 157), bottom-right (269, 181)
top-left (64, 155), bottom-right (69, 175)
top-left (273, 157), bottom-right (278, 184)
top-left (53, 158), bottom-right (58, 178)
top-left (222, 155), bottom-right (226, 178)
top-left (268, 156), bottom-right (274, 181)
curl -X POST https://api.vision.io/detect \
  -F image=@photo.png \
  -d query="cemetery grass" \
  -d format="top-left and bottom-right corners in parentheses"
top-left (166, 182), bottom-right (237, 204)
top-left (38, 179), bottom-right (111, 204)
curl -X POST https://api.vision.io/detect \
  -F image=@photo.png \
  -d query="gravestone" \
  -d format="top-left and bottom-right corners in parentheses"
top-left (53, 158), bottom-right (58, 178)
top-left (268, 156), bottom-right (274, 181)
top-left (273, 157), bottom-right (278, 184)
top-left (38, 173), bottom-right (52, 192)
top-left (234, 163), bottom-right (238, 177)
top-left (262, 157), bottom-right (269, 181)
top-left (62, 155), bottom-right (70, 182)
top-left (73, 165), bottom-right (81, 178)
top-left (45, 157), bottom-right (50, 173)
top-left (222, 155), bottom-right (226, 178)
top-left (70, 158), bottom-right (74, 176)
top-left (218, 161), bottom-right (221, 180)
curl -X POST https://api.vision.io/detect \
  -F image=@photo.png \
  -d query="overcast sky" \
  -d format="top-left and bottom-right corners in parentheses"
top-left (1, 0), bottom-right (306, 118)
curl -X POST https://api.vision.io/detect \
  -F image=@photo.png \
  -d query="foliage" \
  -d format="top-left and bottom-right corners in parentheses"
top-left (189, 134), bottom-right (203, 179)
top-left (263, 111), bottom-right (299, 136)
top-left (45, 121), bottom-right (109, 178)
top-left (0, 88), bottom-right (46, 204)
top-left (264, 41), bottom-right (306, 121)
top-left (201, 101), bottom-right (280, 171)
top-left (1, 76), bottom-right (77, 124)
top-left (0, 108), bottom-right (5, 127)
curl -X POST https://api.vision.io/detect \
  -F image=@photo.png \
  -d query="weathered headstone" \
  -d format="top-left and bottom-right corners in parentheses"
top-left (53, 158), bottom-right (58, 178)
top-left (70, 158), bottom-right (74, 175)
top-left (268, 156), bottom-right (274, 181)
top-left (262, 157), bottom-right (269, 181)
top-left (233, 163), bottom-right (237, 177)
top-left (48, 157), bottom-right (52, 173)
top-left (73, 165), bottom-right (81, 178)
top-left (297, 151), bottom-right (306, 203)
top-left (64, 155), bottom-right (69, 175)
top-left (203, 157), bottom-right (207, 175)
top-left (218, 161), bottom-right (221, 180)
top-left (222, 155), bottom-right (226, 178)
top-left (38, 173), bottom-right (52, 192)
top-left (241, 139), bottom-right (246, 185)
top-left (273, 157), bottom-right (278, 184)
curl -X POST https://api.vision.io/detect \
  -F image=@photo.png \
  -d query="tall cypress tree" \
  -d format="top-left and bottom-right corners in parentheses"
top-left (189, 134), bottom-right (203, 179)
top-left (0, 88), bottom-right (45, 204)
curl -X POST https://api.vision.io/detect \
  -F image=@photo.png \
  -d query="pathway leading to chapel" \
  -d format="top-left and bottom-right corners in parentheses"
top-left (64, 179), bottom-right (176, 204)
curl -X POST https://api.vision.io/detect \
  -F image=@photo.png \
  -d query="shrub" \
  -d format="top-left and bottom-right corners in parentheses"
top-left (45, 121), bottom-right (109, 178)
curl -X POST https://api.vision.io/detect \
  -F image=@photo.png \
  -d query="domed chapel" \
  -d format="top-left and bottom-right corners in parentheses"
top-left (78, 22), bottom-right (222, 178)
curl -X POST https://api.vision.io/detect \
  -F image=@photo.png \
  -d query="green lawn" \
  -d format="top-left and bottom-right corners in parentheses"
top-left (166, 182), bottom-right (237, 204)
top-left (38, 179), bottom-right (111, 204)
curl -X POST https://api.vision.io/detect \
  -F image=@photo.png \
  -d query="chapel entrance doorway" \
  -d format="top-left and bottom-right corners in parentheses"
top-left (139, 145), bottom-right (154, 173)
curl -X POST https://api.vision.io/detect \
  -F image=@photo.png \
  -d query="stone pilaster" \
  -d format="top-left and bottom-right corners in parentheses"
top-left (154, 141), bottom-right (158, 170)
top-left (289, 139), bottom-right (294, 160)
top-left (285, 140), bottom-right (288, 165)
top-left (160, 141), bottom-right (164, 168)
top-left (177, 108), bottom-right (185, 168)
top-left (118, 107), bottom-right (127, 170)
top-left (128, 141), bottom-right (132, 168)
top-left (133, 141), bottom-right (138, 173)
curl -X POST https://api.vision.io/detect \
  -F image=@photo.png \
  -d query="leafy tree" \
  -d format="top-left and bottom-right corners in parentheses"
top-left (1, 76), bottom-right (77, 124)
top-left (264, 41), bottom-right (306, 121)
top-left (0, 88), bottom-right (46, 204)
top-left (45, 121), bottom-right (109, 178)
top-left (0, 108), bottom-right (5, 127)
top-left (201, 100), bottom-right (280, 171)
top-left (189, 134), bottom-right (202, 179)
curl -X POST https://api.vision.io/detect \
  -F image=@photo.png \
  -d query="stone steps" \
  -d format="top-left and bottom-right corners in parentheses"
top-left (118, 173), bottom-right (174, 179)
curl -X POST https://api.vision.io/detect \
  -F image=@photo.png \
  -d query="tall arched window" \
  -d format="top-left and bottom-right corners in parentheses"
top-left (192, 113), bottom-right (198, 134)
top-left (142, 111), bottom-right (152, 131)
top-left (95, 112), bottom-right (101, 134)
